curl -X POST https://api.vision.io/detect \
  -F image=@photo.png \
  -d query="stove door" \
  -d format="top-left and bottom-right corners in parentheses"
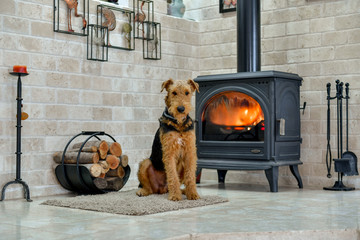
top-left (201, 91), bottom-right (265, 142)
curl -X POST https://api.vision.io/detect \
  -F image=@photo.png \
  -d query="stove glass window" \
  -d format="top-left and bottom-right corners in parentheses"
top-left (201, 91), bottom-right (264, 141)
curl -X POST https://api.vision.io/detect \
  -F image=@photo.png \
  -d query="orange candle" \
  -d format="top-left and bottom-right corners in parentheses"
top-left (13, 65), bottom-right (28, 74)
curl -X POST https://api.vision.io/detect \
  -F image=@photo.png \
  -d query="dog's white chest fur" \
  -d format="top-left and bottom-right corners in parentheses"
top-left (177, 137), bottom-right (184, 146)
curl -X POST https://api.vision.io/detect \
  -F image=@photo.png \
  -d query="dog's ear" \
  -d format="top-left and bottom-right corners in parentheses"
top-left (161, 78), bottom-right (174, 92)
top-left (187, 79), bottom-right (199, 93)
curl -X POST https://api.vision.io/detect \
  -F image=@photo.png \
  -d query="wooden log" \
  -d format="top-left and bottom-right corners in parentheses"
top-left (72, 146), bottom-right (98, 153)
top-left (72, 140), bottom-right (99, 149)
top-left (99, 161), bottom-right (110, 173)
top-left (89, 163), bottom-right (102, 177)
top-left (93, 177), bottom-right (107, 189)
top-left (92, 152), bottom-right (100, 164)
top-left (98, 140), bottom-right (109, 159)
top-left (53, 151), bottom-right (99, 164)
top-left (106, 166), bottom-right (125, 178)
top-left (106, 155), bottom-right (120, 169)
top-left (120, 155), bottom-right (128, 167)
top-left (109, 142), bottom-right (122, 157)
top-left (104, 177), bottom-right (124, 191)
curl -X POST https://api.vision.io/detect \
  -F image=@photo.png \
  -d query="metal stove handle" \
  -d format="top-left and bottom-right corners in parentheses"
top-left (278, 118), bottom-right (285, 136)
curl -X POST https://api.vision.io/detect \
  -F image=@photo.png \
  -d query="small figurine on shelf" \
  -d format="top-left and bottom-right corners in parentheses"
top-left (93, 26), bottom-right (105, 59)
top-left (98, 7), bottom-right (116, 46)
top-left (134, 1), bottom-right (146, 37)
top-left (63, 0), bottom-right (87, 32)
top-left (122, 22), bottom-right (132, 49)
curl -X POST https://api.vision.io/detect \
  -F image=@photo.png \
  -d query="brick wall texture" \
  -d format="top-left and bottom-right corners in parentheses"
top-left (0, 0), bottom-right (359, 199)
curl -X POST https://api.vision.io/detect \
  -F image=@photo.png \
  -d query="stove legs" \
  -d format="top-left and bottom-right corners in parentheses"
top-left (265, 167), bottom-right (279, 192)
top-left (217, 170), bottom-right (227, 183)
top-left (265, 165), bottom-right (303, 192)
top-left (289, 165), bottom-right (303, 188)
top-left (196, 165), bottom-right (303, 193)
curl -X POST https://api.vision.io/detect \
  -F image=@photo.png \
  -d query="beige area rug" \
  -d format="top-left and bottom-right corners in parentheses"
top-left (41, 189), bottom-right (228, 216)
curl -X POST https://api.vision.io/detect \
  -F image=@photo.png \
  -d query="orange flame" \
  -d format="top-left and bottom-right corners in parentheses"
top-left (203, 92), bottom-right (264, 127)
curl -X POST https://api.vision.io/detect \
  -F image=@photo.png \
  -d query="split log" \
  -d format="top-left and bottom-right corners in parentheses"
top-left (90, 163), bottom-right (103, 177)
top-left (53, 151), bottom-right (99, 164)
top-left (120, 155), bottom-right (128, 167)
top-left (109, 142), bottom-right (122, 157)
top-left (93, 177), bottom-right (123, 191)
top-left (106, 155), bottom-right (120, 169)
top-left (93, 177), bottom-right (107, 189)
top-left (98, 140), bottom-right (109, 159)
top-left (72, 146), bottom-right (98, 153)
top-left (105, 177), bottom-right (124, 191)
top-left (99, 161), bottom-right (110, 173)
top-left (72, 140), bottom-right (99, 149)
top-left (92, 152), bottom-right (100, 164)
top-left (106, 166), bottom-right (125, 178)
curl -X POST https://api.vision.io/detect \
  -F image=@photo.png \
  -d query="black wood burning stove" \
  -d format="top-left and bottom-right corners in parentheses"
top-left (194, 0), bottom-right (303, 192)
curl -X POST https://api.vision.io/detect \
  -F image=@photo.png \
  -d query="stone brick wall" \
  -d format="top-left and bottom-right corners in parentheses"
top-left (0, 0), bottom-right (359, 199)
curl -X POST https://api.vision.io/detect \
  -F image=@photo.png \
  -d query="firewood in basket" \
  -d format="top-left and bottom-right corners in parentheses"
top-left (98, 140), bottom-right (109, 159)
top-left (120, 154), bottom-right (128, 167)
top-left (99, 160), bottom-right (110, 173)
top-left (90, 163), bottom-right (103, 177)
top-left (109, 142), bottom-right (122, 157)
top-left (92, 152), bottom-right (100, 164)
top-left (104, 177), bottom-right (124, 191)
top-left (106, 155), bottom-right (120, 169)
top-left (72, 140), bottom-right (99, 150)
top-left (93, 177), bottom-right (107, 189)
top-left (53, 151), bottom-right (100, 164)
top-left (106, 166), bottom-right (125, 178)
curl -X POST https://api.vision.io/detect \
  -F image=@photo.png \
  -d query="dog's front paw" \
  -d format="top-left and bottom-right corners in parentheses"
top-left (186, 191), bottom-right (200, 200)
top-left (136, 189), bottom-right (150, 197)
top-left (168, 193), bottom-right (182, 201)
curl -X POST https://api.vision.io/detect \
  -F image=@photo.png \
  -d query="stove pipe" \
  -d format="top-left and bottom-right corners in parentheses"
top-left (237, 0), bottom-right (261, 72)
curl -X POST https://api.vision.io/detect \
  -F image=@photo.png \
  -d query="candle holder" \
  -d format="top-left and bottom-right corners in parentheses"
top-left (1, 72), bottom-right (32, 202)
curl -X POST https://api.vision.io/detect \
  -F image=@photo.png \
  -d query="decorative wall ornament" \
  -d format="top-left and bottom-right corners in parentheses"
top-left (134, 0), bottom-right (154, 39)
top-left (143, 22), bottom-right (161, 60)
top-left (87, 24), bottom-right (109, 61)
top-left (219, 0), bottom-right (236, 13)
top-left (54, 0), bottom-right (89, 36)
top-left (97, 4), bottom-right (135, 50)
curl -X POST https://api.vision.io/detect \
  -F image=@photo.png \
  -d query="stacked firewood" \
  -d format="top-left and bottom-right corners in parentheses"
top-left (53, 140), bottom-right (128, 191)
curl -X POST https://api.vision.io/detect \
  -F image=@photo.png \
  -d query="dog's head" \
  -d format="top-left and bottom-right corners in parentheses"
top-left (161, 79), bottom-right (199, 124)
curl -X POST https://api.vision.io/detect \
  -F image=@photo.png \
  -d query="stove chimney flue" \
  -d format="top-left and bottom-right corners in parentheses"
top-left (237, 0), bottom-right (261, 72)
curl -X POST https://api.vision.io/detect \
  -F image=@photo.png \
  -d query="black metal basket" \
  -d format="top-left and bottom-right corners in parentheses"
top-left (55, 131), bottom-right (131, 194)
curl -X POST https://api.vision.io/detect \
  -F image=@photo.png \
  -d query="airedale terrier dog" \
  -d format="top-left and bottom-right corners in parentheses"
top-left (136, 79), bottom-right (200, 201)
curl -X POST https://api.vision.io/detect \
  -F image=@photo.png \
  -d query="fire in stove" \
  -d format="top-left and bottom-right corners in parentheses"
top-left (201, 91), bottom-right (265, 141)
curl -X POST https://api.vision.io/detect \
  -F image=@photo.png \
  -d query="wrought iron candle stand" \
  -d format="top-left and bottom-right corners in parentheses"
top-left (143, 21), bottom-right (161, 60)
top-left (1, 72), bottom-right (32, 202)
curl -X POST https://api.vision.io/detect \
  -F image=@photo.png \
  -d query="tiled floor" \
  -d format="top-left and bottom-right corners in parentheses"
top-left (1, 181), bottom-right (360, 240)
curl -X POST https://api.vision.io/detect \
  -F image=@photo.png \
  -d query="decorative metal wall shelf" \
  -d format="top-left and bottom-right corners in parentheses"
top-left (97, 5), bottom-right (135, 51)
top-left (143, 21), bottom-right (161, 60)
top-left (53, 0), bottom-right (89, 36)
top-left (134, 0), bottom-right (154, 39)
top-left (87, 24), bottom-right (109, 61)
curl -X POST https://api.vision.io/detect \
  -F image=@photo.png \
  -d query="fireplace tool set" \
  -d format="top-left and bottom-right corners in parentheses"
top-left (324, 80), bottom-right (358, 191)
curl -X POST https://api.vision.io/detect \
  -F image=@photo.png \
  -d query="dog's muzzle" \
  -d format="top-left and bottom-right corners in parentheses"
top-left (177, 106), bottom-right (185, 113)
